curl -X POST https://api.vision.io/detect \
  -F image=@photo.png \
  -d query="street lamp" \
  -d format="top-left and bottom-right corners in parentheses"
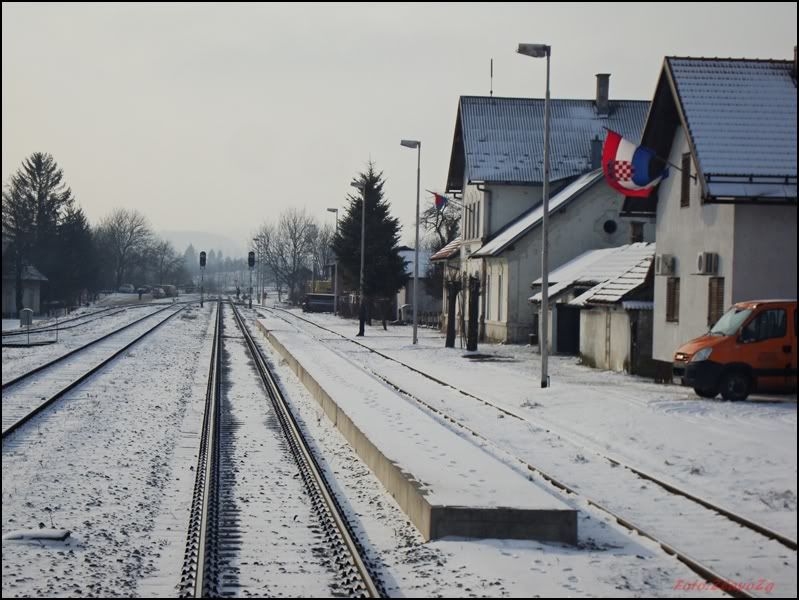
top-left (400, 139), bottom-right (421, 345)
top-left (351, 180), bottom-right (366, 336)
top-left (327, 208), bottom-right (339, 315)
top-left (517, 42), bottom-right (551, 388)
top-left (252, 237), bottom-right (260, 305)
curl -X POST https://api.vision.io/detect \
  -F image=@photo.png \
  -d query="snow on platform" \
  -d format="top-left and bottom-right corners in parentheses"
top-left (256, 317), bottom-right (577, 543)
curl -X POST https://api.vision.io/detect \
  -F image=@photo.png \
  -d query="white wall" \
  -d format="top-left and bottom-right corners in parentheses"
top-left (652, 126), bottom-right (797, 362)
top-left (488, 181), bottom-right (631, 342)
top-left (732, 204), bottom-right (798, 301)
top-left (580, 308), bottom-right (632, 371)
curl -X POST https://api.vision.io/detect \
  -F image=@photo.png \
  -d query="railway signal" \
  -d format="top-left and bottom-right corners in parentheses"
top-left (200, 251), bottom-right (206, 307)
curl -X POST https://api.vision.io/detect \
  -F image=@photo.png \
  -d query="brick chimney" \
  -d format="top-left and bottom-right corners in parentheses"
top-left (595, 73), bottom-right (610, 115)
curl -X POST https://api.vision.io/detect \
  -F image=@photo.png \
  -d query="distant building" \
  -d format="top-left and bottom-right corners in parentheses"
top-left (621, 54), bottom-right (798, 364)
top-left (2, 265), bottom-right (49, 317)
top-left (394, 246), bottom-right (441, 322)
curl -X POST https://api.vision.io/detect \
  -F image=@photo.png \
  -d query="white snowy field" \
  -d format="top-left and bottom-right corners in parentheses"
top-left (2, 303), bottom-right (215, 597)
top-left (1, 299), bottom-right (794, 597)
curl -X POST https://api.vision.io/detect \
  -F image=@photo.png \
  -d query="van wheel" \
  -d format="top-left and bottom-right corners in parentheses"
top-left (693, 386), bottom-right (718, 399)
top-left (720, 371), bottom-right (751, 401)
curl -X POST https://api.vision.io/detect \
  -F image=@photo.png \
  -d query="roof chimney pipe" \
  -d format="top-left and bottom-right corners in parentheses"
top-left (595, 73), bottom-right (610, 115)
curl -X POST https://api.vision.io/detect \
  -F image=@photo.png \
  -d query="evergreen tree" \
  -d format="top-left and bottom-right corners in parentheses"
top-left (53, 206), bottom-right (97, 306)
top-left (2, 152), bottom-right (75, 309)
top-left (183, 244), bottom-right (198, 281)
top-left (332, 162), bottom-right (407, 333)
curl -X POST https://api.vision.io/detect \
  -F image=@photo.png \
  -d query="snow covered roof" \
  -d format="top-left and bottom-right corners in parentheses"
top-left (668, 57), bottom-right (797, 201)
top-left (2, 265), bottom-right (48, 282)
top-left (446, 95), bottom-right (648, 191)
top-left (430, 238), bottom-right (461, 262)
top-left (529, 243), bottom-right (654, 304)
top-left (472, 170), bottom-right (603, 258)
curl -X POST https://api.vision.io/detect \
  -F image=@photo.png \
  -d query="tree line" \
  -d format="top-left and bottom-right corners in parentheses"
top-left (2, 154), bottom-right (460, 322)
top-left (251, 161), bottom-right (460, 333)
top-left (2, 153), bottom-right (190, 311)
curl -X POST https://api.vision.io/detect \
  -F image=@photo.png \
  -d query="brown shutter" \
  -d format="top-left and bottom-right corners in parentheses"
top-left (707, 277), bottom-right (724, 326)
top-left (666, 277), bottom-right (680, 322)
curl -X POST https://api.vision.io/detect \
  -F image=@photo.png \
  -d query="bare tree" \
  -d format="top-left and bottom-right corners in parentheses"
top-left (258, 208), bottom-right (317, 304)
top-left (312, 223), bottom-right (334, 288)
top-left (152, 239), bottom-right (184, 284)
top-left (96, 208), bottom-right (152, 289)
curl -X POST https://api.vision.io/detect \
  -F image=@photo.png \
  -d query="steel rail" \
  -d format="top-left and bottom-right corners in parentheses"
top-left (232, 301), bottom-right (383, 598)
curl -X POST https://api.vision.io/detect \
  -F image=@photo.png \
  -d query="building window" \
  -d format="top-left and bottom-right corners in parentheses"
top-left (486, 274), bottom-right (491, 321)
top-left (680, 153), bottom-right (691, 207)
top-left (603, 219), bottom-right (617, 234)
top-left (707, 277), bottom-right (724, 327)
top-left (498, 273), bottom-right (503, 322)
top-left (630, 222), bottom-right (644, 243)
top-left (666, 277), bottom-right (680, 322)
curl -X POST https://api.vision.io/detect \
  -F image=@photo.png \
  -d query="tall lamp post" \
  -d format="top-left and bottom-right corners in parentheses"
top-left (400, 139), bottom-right (421, 345)
top-left (327, 207), bottom-right (339, 315)
top-left (517, 42), bottom-right (551, 388)
top-left (252, 237), bottom-right (260, 304)
top-left (351, 180), bottom-right (366, 336)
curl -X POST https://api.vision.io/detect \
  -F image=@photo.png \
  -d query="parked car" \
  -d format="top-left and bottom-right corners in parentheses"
top-left (119, 283), bottom-right (135, 293)
top-left (152, 287), bottom-right (165, 299)
top-left (673, 299), bottom-right (797, 401)
top-left (302, 293), bottom-right (335, 313)
top-left (161, 284), bottom-right (178, 297)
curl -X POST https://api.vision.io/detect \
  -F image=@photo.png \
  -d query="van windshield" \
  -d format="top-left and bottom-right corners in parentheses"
top-left (710, 307), bottom-right (752, 336)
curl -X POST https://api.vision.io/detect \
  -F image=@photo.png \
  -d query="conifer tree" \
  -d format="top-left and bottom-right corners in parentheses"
top-left (332, 162), bottom-right (408, 334)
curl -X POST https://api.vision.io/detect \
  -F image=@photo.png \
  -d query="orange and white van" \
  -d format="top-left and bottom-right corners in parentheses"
top-left (673, 300), bottom-right (797, 401)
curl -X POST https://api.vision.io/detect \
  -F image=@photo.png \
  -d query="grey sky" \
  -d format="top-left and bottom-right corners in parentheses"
top-left (3, 2), bottom-right (796, 254)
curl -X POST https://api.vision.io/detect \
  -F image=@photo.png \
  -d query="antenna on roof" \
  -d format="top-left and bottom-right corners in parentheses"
top-left (490, 58), bottom-right (494, 97)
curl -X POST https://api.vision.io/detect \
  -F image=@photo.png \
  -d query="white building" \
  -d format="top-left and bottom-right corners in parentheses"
top-left (445, 79), bottom-right (652, 343)
top-left (530, 243), bottom-right (656, 375)
top-left (394, 247), bottom-right (440, 322)
top-left (621, 55), bottom-right (798, 364)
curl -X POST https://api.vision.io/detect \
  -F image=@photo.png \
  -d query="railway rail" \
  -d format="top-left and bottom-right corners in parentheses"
top-left (178, 301), bottom-right (383, 598)
top-left (258, 305), bottom-right (797, 599)
top-left (1, 303), bottom-right (187, 439)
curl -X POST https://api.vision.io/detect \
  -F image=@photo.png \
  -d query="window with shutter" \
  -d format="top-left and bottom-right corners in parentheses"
top-left (707, 277), bottom-right (724, 326)
top-left (681, 153), bottom-right (691, 207)
top-left (630, 222), bottom-right (644, 243)
top-left (666, 277), bottom-right (680, 322)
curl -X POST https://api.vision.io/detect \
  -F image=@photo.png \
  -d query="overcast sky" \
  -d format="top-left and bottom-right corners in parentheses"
top-left (2, 2), bottom-right (797, 254)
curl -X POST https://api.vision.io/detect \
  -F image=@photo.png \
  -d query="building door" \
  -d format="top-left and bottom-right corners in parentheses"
top-left (556, 305), bottom-right (580, 355)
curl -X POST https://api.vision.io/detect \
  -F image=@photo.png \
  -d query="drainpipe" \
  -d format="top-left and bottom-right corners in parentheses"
top-left (476, 184), bottom-right (492, 341)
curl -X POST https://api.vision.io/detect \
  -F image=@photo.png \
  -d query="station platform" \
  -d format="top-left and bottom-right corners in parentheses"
top-left (256, 317), bottom-right (577, 543)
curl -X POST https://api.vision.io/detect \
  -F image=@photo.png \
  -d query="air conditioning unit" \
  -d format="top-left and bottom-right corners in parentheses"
top-left (655, 254), bottom-right (676, 276)
top-left (697, 252), bottom-right (719, 275)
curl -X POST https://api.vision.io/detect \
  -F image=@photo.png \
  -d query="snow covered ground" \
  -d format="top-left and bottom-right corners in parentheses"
top-left (2, 299), bottom-right (795, 597)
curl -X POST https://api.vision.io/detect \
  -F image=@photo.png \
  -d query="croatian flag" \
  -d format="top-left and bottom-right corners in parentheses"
top-left (432, 192), bottom-right (449, 210)
top-left (601, 130), bottom-right (668, 197)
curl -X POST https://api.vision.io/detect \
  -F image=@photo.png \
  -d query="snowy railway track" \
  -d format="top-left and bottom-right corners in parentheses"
top-left (260, 305), bottom-right (797, 598)
top-left (178, 301), bottom-right (383, 598)
top-left (1, 303), bottom-right (187, 439)
top-left (2, 300), bottom-right (197, 343)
